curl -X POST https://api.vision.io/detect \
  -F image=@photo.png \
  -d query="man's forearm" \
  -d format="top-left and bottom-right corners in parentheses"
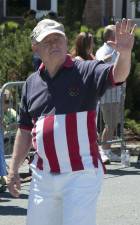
top-left (113, 51), bottom-right (131, 83)
top-left (8, 128), bottom-right (32, 174)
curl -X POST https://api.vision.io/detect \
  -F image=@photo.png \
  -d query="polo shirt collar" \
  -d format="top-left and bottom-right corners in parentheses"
top-left (39, 54), bottom-right (74, 72)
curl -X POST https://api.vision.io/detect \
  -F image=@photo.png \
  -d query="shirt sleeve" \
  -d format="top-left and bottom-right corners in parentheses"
top-left (17, 82), bottom-right (33, 131)
top-left (78, 60), bottom-right (115, 98)
top-left (93, 61), bottom-right (115, 98)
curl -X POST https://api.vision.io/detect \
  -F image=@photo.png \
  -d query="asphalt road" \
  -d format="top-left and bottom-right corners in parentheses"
top-left (0, 157), bottom-right (140, 225)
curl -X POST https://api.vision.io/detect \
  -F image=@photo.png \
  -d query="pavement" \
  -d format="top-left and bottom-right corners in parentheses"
top-left (97, 159), bottom-right (140, 225)
top-left (0, 149), bottom-right (140, 225)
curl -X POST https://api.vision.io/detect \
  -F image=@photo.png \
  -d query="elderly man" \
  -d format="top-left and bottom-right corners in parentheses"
top-left (7, 18), bottom-right (136, 225)
top-left (96, 24), bottom-right (127, 164)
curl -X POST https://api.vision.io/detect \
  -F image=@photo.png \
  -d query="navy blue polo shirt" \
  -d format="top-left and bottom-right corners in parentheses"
top-left (18, 55), bottom-right (114, 130)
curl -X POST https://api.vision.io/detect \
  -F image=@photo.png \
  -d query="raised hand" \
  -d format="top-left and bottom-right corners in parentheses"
top-left (107, 18), bottom-right (137, 54)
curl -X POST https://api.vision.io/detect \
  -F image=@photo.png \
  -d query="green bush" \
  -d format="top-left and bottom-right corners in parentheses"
top-left (132, 62), bottom-right (140, 111)
top-left (125, 118), bottom-right (140, 135)
top-left (80, 25), bottom-right (91, 33)
top-left (94, 27), bottom-right (104, 48)
top-left (63, 0), bottom-right (86, 27)
top-left (0, 21), bottom-right (19, 35)
top-left (0, 25), bottom-right (33, 86)
top-left (133, 27), bottom-right (140, 61)
top-left (124, 29), bottom-right (140, 120)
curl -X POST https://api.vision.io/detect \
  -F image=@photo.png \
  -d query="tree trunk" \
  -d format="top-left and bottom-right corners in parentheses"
top-left (83, 0), bottom-right (102, 28)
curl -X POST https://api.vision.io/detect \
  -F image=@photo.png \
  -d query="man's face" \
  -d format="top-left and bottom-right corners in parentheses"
top-left (34, 33), bottom-right (67, 65)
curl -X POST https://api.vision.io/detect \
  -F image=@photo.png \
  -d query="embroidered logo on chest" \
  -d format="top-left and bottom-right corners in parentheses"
top-left (68, 87), bottom-right (80, 96)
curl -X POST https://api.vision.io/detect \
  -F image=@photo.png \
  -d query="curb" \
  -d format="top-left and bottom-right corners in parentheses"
top-left (111, 144), bottom-right (140, 156)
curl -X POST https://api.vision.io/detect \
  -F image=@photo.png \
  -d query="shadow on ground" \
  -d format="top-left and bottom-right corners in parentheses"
top-left (0, 205), bottom-right (27, 215)
top-left (0, 191), bottom-right (28, 200)
top-left (0, 192), bottom-right (28, 216)
top-left (106, 162), bottom-right (140, 178)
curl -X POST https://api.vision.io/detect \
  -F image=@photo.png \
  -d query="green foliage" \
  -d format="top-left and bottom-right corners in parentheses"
top-left (125, 37), bottom-right (140, 118)
top-left (95, 27), bottom-right (104, 40)
top-left (94, 27), bottom-right (104, 51)
top-left (0, 21), bottom-right (19, 35)
top-left (80, 25), bottom-right (93, 34)
top-left (129, 63), bottom-right (140, 114)
top-left (65, 22), bottom-right (81, 51)
top-left (63, 0), bottom-right (86, 27)
top-left (125, 52), bottom-right (136, 111)
top-left (80, 25), bottom-right (89, 33)
top-left (124, 28), bottom-right (140, 121)
top-left (5, 21), bottom-right (19, 30)
top-left (0, 22), bottom-right (33, 86)
top-left (125, 118), bottom-right (140, 135)
top-left (133, 27), bottom-right (140, 61)
top-left (0, 24), bottom-right (5, 34)
top-left (23, 18), bottom-right (37, 30)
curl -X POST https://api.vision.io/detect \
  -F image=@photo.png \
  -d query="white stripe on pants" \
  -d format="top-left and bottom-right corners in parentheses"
top-left (26, 162), bottom-right (104, 225)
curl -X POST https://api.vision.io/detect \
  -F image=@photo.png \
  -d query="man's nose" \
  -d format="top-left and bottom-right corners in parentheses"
top-left (51, 40), bottom-right (57, 47)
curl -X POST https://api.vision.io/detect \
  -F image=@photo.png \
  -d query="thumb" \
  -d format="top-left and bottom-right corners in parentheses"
top-left (107, 41), bottom-right (116, 50)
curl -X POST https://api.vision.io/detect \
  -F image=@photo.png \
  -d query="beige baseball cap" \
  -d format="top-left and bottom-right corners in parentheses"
top-left (31, 19), bottom-right (65, 43)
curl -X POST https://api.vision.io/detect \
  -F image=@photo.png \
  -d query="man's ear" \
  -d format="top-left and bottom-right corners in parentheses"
top-left (32, 44), bottom-right (38, 53)
top-left (66, 37), bottom-right (68, 45)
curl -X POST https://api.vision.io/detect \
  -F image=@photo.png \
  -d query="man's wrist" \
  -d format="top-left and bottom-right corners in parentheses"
top-left (7, 172), bottom-right (20, 184)
top-left (119, 50), bottom-right (131, 58)
top-left (8, 168), bottom-right (19, 175)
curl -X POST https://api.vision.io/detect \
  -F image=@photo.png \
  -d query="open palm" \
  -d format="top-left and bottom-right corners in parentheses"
top-left (107, 19), bottom-right (136, 54)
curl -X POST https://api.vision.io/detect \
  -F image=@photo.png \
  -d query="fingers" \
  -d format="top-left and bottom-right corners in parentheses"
top-left (115, 21), bottom-right (121, 39)
top-left (131, 23), bottom-right (137, 34)
top-left (7, 173), bottom-right (21, 198)
top-left (116, 18), bottom-right (137, 34)
top-left (126, 19), bottom-right (132, 33)
top-left (120, 18), bottom-right (127, 33)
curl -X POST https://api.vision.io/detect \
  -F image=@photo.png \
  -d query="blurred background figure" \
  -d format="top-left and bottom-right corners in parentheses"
top-left (3, 89), bottom-right (17, 132)
top-left (96, 25), bottom-right (126, 164)
top-left (71, 32), bottom-right (95, 60)
top-left (0, 89), bottom-right (17, 195)
top-left (0, 91), bottom-right (7, 194)
top-left (0, 128), bottom-right (7, 194)
top-left (48, 11), bottom-right (58, 21)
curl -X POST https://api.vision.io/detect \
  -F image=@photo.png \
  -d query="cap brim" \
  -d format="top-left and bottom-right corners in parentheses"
top-left (36, 30), bottom-right (65, 42)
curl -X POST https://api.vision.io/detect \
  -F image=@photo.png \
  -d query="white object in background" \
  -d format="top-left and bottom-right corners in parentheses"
top-left (121, 149), bottom-right (130, 167)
